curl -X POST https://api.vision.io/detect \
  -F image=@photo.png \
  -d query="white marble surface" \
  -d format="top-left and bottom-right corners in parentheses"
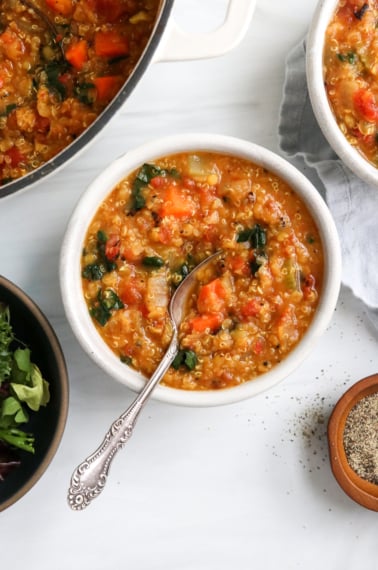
top-left (1, 0), bottom-right (378, 568)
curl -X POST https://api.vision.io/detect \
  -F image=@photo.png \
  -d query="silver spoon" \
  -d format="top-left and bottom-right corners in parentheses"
top-left (68, 251), bottom-right (222, 511)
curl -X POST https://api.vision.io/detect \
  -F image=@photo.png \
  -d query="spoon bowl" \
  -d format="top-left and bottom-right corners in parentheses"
top-left (67, 251), bottom-right (221, 511)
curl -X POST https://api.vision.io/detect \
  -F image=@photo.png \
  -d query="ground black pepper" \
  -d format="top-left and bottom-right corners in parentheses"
top-left (343, 392), bottom-right (378, 485)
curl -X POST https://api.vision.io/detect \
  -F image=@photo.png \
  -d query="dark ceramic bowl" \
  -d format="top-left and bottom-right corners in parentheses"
top-left (328, 373), bottom-right (378, 511)
top-left (0, 276), bottom-right (69, 511)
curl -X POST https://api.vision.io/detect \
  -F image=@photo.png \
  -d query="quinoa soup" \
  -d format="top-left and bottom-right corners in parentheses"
top-left (81, 152), bottom-right (324, 391)
top-left (0, 0), bottom-right (159, 186)
top-left (324, 0), bottom-right (378, 166)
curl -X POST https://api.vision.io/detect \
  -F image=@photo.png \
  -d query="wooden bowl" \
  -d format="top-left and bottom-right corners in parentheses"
top-left (328, 373), bottom-right (378, 511)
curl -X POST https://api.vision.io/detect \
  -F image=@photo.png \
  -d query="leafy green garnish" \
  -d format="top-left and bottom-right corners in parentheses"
top-left (142, 256), bottom-right (165, 269)
top-left (44, 61), bottom-right (68, 99)
top-left (236, 224), bottom-right (267, 249)
top-left (128, 163), bottom-right (181, 215)
top-left (237, 224), bottom-right (267, 276)
top-left (0, 304), bottom-right (50, 457)
top-left (82, 230), bottom-right (117, 281)
top-left (90, 288), bottom-right (124, 326)
top-left (0, 427), bottom-right (34, 454)
top-left (337, 52), bottom-right (357, 64)
top-left (172, 349), bottom-right (198, 371)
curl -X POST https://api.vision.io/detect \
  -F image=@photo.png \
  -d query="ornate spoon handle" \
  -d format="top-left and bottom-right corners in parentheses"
top-left (68, 338), bottom-right (178, 511)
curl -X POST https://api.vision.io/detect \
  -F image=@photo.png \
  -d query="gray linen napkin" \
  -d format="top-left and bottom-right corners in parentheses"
top-left (278, 39), bottom-right (378, 331)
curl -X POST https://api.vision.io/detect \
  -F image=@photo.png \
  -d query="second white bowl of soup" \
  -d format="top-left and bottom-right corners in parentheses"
top-left (307, 0), bottom-right (378, 185)
top-left (60, 134), bottom-right (341, 407)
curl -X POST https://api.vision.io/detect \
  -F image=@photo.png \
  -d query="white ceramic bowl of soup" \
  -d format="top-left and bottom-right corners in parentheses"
top-left (307, 0), bottom-right (378, 186)
top-left (60, 133), bottom-right (341, 407)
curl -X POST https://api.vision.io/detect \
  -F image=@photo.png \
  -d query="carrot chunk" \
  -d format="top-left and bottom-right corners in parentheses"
top-left (94, 76), bottom-right (122, 102)
top-left (45, 0), bottom-right (73, 16)
top-left (65, 39), bottom-right (88, 70)
top-left (94, 31), bottom-right (129, 58)
top-left (160, 185), bottom-right (196, 218)
top-left (197, 278), bottom-right (226, 314)
top-left (188, 313), bottom-right (223, 333)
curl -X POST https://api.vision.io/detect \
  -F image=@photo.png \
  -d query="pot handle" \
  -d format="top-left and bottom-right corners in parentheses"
top-left (154, 0), bottom-right (256, 62)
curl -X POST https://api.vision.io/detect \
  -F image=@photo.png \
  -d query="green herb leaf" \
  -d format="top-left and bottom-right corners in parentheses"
top-left (337, 52), bottom-right (357, 64)
top-left (43, 61), bottom-right (69, 99)
top-left (0, 427), bottom-right (34, 453)
top-left (90, 288), bottom-right (124, 326)
top-left (237, 224), bottom-right (267, 250)
top-left (142, 256), bottom-right (165, 269)
top-left (172, 349), bottom-right (198, 371)
top-left (82, 230), bottom-right (117, 281)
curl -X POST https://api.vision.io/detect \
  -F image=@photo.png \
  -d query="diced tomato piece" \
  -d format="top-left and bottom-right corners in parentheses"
top-left (160, 185), bottom-right (196, 218)
top-left (35, 114), bottom-right (50, 134)
top-left (337, 0), bottom-right (367, 24)
top-left (119, 279), bottom-right (143, 306)
top-left (228, 254), bottom-right (251, 277)
top-left (45, 0), bottom-right (73, 16)
top-left (94, 76), bottom-right (123, 102)
top-left (65, 40), bottom-right (88, 70)
top-left (188, 312), bottom-right (223, 333)
top-left (252, 337), bottom-right (265, 355)
top-left (105, 234), bottom-right (120, 261)
top-left (5, 147), bottom-right (25, 167)
top-left (150, 176), bottom-right (168, 189)
top-left (94, 31), bottom-right (129, 58)
top-left (197, 278), bottom-right (226, 314)
top-left (182, 176), bottom-right (196, 190)
top-left (240, 298), bottom-right (263, 319)
top-left (353, 88), bottom-right (378, 122)
top-left (351, 127), bottom-right (377, 149)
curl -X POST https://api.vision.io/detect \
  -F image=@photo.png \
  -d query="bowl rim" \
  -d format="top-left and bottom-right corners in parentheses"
top-left (0, 275), bottom-right (69, 512)
top-left (60, 132), bottom-right (342, 407)
top-left (327, 373), bottom-right (378, 511)
top-left (306, 0), bottom-right (378, 187)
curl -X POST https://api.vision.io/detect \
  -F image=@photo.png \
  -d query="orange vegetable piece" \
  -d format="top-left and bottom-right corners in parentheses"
top-left (353, 88), bottom-right (378, 122)
top-left (0, 28), bottom-right (25, 62)
top-left (94, 31), bottom-right (129, 58)
top-left (45, 0), bottom-right (73, 16)
top-left (197, 278), bottom-right (226, 314)
top-left (240, 298), bottom-right (263, 319)
top-left (228, 254), bottom-right (251, 276)
top-left (94, 76), bottom-right (123, 102)
top-left (160, 185), bottom-right (196, 218)
top-left (188, 313), bottom-right (223, 333)
top-left (65, 40), bottom-right (88, 70)
top-left (6, 147), bottom-right (25, 167)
